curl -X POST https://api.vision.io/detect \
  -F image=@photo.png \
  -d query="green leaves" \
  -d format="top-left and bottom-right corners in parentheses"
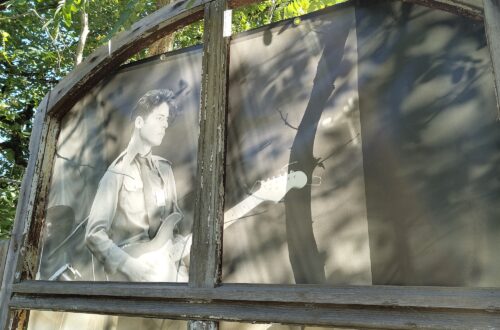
top-left (231, 0), bottom-right (347, 34)
top-left (104, 0), bottom-right (141, 41)
top-left (53, 0), bottom-right (82, 27)
top-left (173, 20), bottom-right (204, 50)
top-left (0, 178), bottom-right (20, 239)
top-left (284, 0), bottom-right (310, 17)
top-left (0, 30), bottom-right (10, 47)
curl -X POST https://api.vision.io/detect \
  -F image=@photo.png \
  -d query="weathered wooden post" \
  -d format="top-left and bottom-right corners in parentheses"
top-left (0, 239), bottom-right (9, 291)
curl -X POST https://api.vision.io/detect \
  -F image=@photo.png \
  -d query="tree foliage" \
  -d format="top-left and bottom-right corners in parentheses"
top-left (0, 0), bottom-right (342, 238)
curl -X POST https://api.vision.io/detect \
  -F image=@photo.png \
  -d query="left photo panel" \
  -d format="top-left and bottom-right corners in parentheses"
top-left (37, 46), bottom-right (202, 283)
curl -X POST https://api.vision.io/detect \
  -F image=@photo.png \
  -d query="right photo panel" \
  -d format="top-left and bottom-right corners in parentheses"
top-left (223, 0), bottom-right (500, 287)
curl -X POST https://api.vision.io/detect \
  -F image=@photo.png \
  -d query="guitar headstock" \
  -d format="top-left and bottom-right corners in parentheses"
top-left (254, 170), bottom-right (307, 203)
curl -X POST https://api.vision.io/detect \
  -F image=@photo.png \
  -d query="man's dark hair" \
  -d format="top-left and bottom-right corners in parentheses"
top-left (130, 89), bottom-right (178, 122)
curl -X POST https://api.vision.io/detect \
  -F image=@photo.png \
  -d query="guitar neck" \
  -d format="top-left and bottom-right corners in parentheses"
top-left (180, 195), bottom-right (264, 250)
top-left (224, 194), bottom-right (265, 229)
top-left (141, 172), bottom-right (306, 273)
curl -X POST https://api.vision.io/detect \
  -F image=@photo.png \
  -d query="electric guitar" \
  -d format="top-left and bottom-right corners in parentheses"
top-left (112, 170), bottom-right (308, 282)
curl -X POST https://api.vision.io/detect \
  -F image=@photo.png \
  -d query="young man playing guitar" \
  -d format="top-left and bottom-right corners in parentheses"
top-left (85, 87), bottom-right (308, 285)
top-left (85, 89), bottom-right (189, 282)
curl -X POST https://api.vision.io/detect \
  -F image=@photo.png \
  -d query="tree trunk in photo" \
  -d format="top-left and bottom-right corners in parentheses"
top-left (285, 18), bottom-right (352, 284)
top-left (149, 0), bottom-right (175, 56)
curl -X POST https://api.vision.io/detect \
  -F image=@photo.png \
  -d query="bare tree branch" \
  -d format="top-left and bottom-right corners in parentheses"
top-left (267, 0), bottom-right (277, 23)
top-left (30, 8), bottom-right (63, 73)
top-left (277, 109), bottom-right (298, 130)
top-left (0, 0), bottom-right (9, 11)
top-left (316, 132), bottom-right (360, 168)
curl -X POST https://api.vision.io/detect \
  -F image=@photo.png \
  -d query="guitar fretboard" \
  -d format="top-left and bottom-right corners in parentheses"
top-left (224, 194), bottom-right (265, 228)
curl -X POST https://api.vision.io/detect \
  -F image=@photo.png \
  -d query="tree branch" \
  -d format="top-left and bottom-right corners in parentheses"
top-left (267, 0), bottom-right (277, 24)
top-left (277, 109), bottom-right (298, 130)
top-left (0, 0), bottom-right (8, 11)
top-left (30, 8), bottom-right (63, 73)
top-left (316, 133), bottom-right (360, 168)
top-left (75, 0), bottom-right (89, 65)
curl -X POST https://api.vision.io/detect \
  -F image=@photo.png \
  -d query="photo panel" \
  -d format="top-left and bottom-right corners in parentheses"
top-left (223, 1), bottom-right (500, 286)
top-left (224, 5), bottom-right (371, 285)
top-left (37, 46), bottom-right (202, 283)
top-left (356, 1), bottom-right (499, 286)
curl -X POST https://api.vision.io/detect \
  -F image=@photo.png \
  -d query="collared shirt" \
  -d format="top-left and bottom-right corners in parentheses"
top-left (85, 150), bottom-right (182, 276)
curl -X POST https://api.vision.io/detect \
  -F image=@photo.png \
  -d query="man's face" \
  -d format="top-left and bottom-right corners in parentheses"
top-left (139, 102), bottom-right (170, 147)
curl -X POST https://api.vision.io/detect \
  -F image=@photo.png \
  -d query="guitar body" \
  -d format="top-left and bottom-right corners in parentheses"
top-left (107, 212), bottom-right (187, 282)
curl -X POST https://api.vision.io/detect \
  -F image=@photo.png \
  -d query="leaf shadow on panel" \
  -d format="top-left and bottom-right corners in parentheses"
top-left (224, 7), bottom-right (368, 285)
top-left (224, 1), bottom-right (499, 287)
top-left (357, 1), bottom-right (500, 286)
top-left (40, 51), bottom-right (203, 281)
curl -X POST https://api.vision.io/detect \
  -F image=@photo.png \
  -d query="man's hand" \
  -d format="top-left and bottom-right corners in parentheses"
top-left (118, 257), bottom-right (159, 282)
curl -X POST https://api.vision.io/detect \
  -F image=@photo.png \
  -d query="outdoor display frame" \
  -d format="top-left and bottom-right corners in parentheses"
top-left (0, 0), bottom-right (499, 329)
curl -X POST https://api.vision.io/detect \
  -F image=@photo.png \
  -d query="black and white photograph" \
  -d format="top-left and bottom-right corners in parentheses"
top-left (33, 0), bottom-right (500, 292)
top-left (37, 46), bottom-right (202, 284)
top-left (223, 2), bottom-right (500, 287)
top-left (28, 45), bottom-right (202, 330)
top-left (224, 4), bottom-right (370, 285)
